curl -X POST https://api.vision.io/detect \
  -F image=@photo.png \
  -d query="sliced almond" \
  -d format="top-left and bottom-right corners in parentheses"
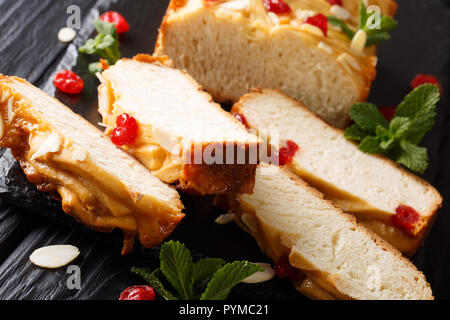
top-left (215, 213), bottom-right (236, 225)
top-left (242, 263), bottom-right (275, 284)
top-left (152, 126), bottom-right (180, 155)
top-left (58, 27), bottom-right (77, 43)
top-left (30, 132), bottom-right (62, 161)
top-left (337, 53), bottom-right (361, 72)
top-left (30, 245), bottom-right (80, 269)
top-left (294, 9), bottom-right (315, 21)
top-left (350, 29), bottom-right (367, 53)
top-left (218, 0), bottom-right (248, 11)
top-left (299, 23), bottom-right (324, 37)
top-left (318, 41), bottom-right (333, 54)
top-left (0, 112), bottom-right (5, 140)
top-left (7, 97), bottom-right (15, 122)
top-left (330, 5), bottom-right (351, 20)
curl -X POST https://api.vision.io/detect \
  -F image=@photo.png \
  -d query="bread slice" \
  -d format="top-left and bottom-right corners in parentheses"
top-left (0, 75), bottom-right (184, 254)
top-left (232, 89), bottom-right (442, 255)
top-left (155, 0), bottom-right (397, 127)
top-left (231, 164), bottom-right (433, 300)
top-left (98, 54), bottom-right (260, 195)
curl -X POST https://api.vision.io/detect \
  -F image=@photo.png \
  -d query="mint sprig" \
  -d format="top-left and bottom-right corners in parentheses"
top-left (132, 241), bottom-right (263, 300)
top-left (328, 0), bottom-right (398, 47)
top-left (79, 19), bottom-right (122, 73)
top-left (345, 84), bottom-right (440, 174)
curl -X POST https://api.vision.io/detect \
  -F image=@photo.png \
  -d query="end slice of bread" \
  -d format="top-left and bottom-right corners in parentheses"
top-left (0, 75), bottom-right (184, 254)
top-left (233, 164), bottom-right (433, 300)
top-left (232, 89), bottom-right (442, 255)
top-left (155, 0), bottom-right (397, 127)
top-left (98, 55), bottom-right (260, 195)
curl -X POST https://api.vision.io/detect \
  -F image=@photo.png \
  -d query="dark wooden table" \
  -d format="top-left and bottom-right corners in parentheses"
top-left (0, 0), bottom-right (449, 300)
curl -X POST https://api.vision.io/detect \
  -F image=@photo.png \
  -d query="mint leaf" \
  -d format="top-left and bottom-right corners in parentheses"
top-left (131, 267), bottom-right (178, 300)
top-left (358, 136), bottom-right (383, 154)
top-left (394, 141), bottom-right (429, 174)
top-left (349, 103), bottom-right (389, 134)
top-left (345, 124), bottom-right (369, 141)
top-left (380, 16), bottom-right (398, 32)
top-left (160, 241), bottom-right (194, 300)
top-left (327, 16), bottom-right (355, 39)
top-left (389, 117), bottom-right (411, 139)
top-left (395, 84), bottom-right (440, 144)
top-left (93, 19), bottom-right (116, 35)
top-left (358, 0), bottom-right (368, 30)
top-left (366, 33), bottom-right (390, 46)
top-left (200, 261), bottom-right (263, 300)
top-left (192, 258), bottom-right (226, 297)
top-left (376, 125), bottom-right (395, 150)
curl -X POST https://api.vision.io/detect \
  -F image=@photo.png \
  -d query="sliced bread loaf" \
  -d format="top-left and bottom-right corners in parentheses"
top-left (98, 55), bottom-right (260, 195)
top-left (232, 89), bottom-right (442, 255)
top-left (0, 75), bottom-right (184, 254)
top-left (233, 164), bottom-right (433, 300)
top-left (155, 0), bottom-right (397, 127)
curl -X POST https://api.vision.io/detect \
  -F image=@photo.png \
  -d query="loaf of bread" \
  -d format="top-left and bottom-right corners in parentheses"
top-left (98, 54), bottom-right (260, 195)
top-left (232, 89), bottom-right (442, 255)
top-left (155, 0), bottom-right (397, 127)
top-left (231, 164), bottom-right (433, 300)
top-left (0, 75), bottom-right (184, 254)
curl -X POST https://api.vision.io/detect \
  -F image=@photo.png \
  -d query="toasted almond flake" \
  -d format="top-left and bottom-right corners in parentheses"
top-left (242, 263), bottom-right (275, 284)
top-left (294, 9), bottom-right (315, 21)
top-left (215, 213), bottom-right (236, 225)
top-left (330, 5), bottom-right (351, 20)
top-left (0, 113), bottom-right (5, 139)
top-left (218, 0), bottom-right (248, 11)
top-left (299, 23), bottom-right (324, 37)
top-left (267, 12), bottom-right (280, 26)
top-left (30, 132), bottom-right (62, 161)
top-left (97, 122), bottom-right (107, 128)
top-left (30, 245), bottom-right (80, 269)
top-left (7, 97), bottom-right (15, 122)
top-left (318, 41), bottom-right (333, 54)
top-left (337, 53), bottom-right (361, 72)
top-left (58, 27), bottom-right (77, 43)
top-left (350, 29), bottom-right (367, 52)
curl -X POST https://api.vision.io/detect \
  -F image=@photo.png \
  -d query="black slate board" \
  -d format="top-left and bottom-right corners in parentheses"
top-left (0, 0), bottom-right (449, 300)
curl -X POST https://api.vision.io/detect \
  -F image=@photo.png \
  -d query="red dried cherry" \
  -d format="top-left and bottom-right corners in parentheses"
top-left (263, 0), bottom-right (292, 15)
top-left (100, 11), bottom-right (130, 34)
top-left (411, 74), bottom-right (442, 95)
top-left (53, 70), bottom-right (84, 94)
top-left (326, 0), bottom-right (343, 6)
top-left (392, 205), bottom-right (420, 235)
top-left (119, 285), bottom-right (155, 300)
top-left (379, 106), bottom-right (396, 122)
top-left (305, 13), bottom-right (328, 36)
top-left (278, 140), bottom-right (299, 166)
top-left (232, 112), bottom-right (249, 129)
top-left (111, 113), bottom-right (139, 146)
top-left (274, 256), bottom-right (302, 281)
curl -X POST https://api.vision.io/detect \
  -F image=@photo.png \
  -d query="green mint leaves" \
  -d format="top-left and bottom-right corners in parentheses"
top-left (79, 19), bottom-right (122, 73)
top-left (132, 241), bottom-right (263, 300)
top-left (328, 0), bottom-right (398, 47)
top-left (345, 84), bottom-right (440, 174)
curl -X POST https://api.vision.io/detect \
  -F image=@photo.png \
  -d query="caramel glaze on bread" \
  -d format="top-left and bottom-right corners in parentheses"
top-left (0, 75), bottom-right (184, 254)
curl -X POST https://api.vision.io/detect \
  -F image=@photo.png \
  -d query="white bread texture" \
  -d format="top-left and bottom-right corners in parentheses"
top-left (0, 75), bottom-right (184, 254)
top-left (155, 0), bottom-right (397, 128)
top-left (235, 164), bottom-right (433, 300)
top-left (232, 89), bottom-right (442, 255)
top-left (98, 55), bottom-right (260, 195)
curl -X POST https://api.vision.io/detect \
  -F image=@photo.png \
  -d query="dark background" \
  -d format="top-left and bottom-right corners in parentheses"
top-left (0, 0), bottom-right (448, 300)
